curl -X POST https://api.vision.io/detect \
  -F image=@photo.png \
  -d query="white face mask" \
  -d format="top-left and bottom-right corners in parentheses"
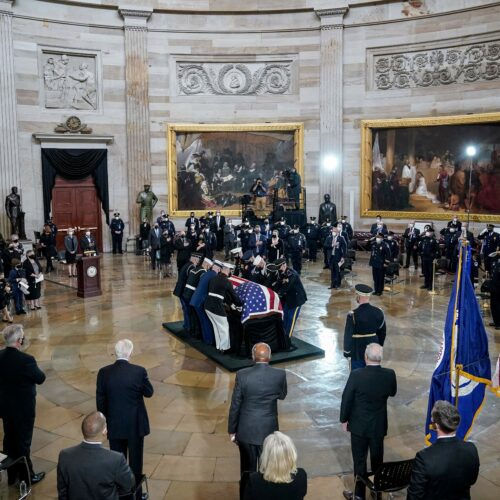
top-left (426, 232), bottom-right (431, 237)
top-left (69, 232), bottom-right (74, 236)
top-left (326, 223), bottom-right (331, 227)
top-left (450, 228), bottom-right (455, 233)
top-left (248, 229), bottom-right (253, 233)
top-left (280, 221), bottom-right (285, 225)
top-left (293, 229), bottom-right (298, 234)
top-left (388, 236), bottom-right (393, 241)
top-left (85, 232), bottom-right (91, 237)
top-left (376, 238), bottom-right (382, 244)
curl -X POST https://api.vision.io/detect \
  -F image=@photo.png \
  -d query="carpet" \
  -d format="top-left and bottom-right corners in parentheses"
top-left (162, 321), bottom-right (325, 372)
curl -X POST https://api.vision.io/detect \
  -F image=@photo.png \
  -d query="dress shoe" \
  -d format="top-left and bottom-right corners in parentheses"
top-left (342, 490), bottom-right (363, 500)
top-left (420, 285), bottom-right (429, 289)
top-left (403, 265), bottom-right (409, 269)
top-left (31, 471), bottom-right (45, 484)
top-left (141, 494), bottom-right (149, 500)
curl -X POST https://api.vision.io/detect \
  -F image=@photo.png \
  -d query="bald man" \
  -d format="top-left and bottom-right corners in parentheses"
top-left (228, 342), bottom-right (287, 499)
top-left (57, 411), bottom-right (134, 499)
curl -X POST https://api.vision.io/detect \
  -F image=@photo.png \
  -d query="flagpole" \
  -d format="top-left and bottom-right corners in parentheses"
top-left (450, 242), bottom-right (464, 405)
top-left (455, 364), bottom-right (463, 407)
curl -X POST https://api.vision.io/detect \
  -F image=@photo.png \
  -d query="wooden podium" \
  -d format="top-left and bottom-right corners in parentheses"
top-left (77, 255), bottom-right (102, 298)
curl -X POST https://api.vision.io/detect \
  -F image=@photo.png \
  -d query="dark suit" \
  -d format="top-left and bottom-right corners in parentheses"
top-left (210, 215), bottom-right (226, 251)
top-left (407, 436), bottom-right (479, 500)
top-left (96, 360), bottom-right (154, 498)
top-left (79, 235), bottom-right (98, 253)
top-left (0, 346), bottom-right (46, 482)
top-left (148, 227), bottom-right (161, 269)
top-left (228, 362), bottom-right (287, 498)
top-left (340, 365), bottom-right (397, 499)
top-left (57, 442), bottom-right (135, 500)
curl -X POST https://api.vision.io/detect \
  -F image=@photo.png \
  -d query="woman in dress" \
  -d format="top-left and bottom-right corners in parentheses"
top-left (22, 250), bottom-right (43, 310)
top-left (244, 431), bottom-right (307, 500)
top-left (39, 223), bottom-right (56, 273)
top-left (64, 228), bottom-right (79, 277)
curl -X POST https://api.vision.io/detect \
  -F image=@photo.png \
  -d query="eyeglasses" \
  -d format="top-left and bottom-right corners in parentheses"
top-left (20, 337), bottom-right (25, 346)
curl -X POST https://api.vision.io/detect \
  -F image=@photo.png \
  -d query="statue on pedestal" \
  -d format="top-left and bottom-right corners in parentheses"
top-left (5, 186), bottom-right (26, 239)
top-left (136, 184), bottom-right (158, 224)
top-left (318, 193), bottom-right (337, 225)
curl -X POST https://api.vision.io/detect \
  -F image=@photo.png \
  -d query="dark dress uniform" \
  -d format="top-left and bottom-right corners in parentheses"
top-left (304, 220), bottom-right (320, 262)
top-left (442, 228), bottom-right (460, 272)
top-left (325, 234), bottom-right (347, 288)
top-left (478, 226), bottom-right (500, 273)
top-left (418, 234), bottom-right (440, 289)
top-left (173, 261), bottom-right (194, 331)
top-left (320, 223), bottom-right (332, 268)
top-left (287, 231), bottom-right (306, 275)
top-left (369, 239), bottom-right (389, 295)
top-left (182, 264), bottom-right (207, 338)
top-left (343, 302), bottom-right (386, 370)
top-left (110, 215), bottom-right (125, 254)
top-left (403, 226), bottom-right (420, 268)
top-left (490, 256), bottom-right (500, 328)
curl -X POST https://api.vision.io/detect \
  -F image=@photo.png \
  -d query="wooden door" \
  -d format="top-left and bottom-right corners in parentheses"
top-left (51, 176), bottom-right (103, 252)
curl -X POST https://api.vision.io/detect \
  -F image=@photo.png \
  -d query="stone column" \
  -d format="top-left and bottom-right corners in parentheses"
top-left (119, 6), bottom-right (153, 236)
top-left (315, 7), bottom-right (348, 215)
top-left (0, 0), bottom-right (20, 237)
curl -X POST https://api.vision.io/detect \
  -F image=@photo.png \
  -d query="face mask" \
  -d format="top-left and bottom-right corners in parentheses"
top-left (409, 224), bottom-right (413, 228)
top-left (205, 229), bottom-right (209, 233)
top-left (293, 229), bottom-right (298, 234)
top-left (28, 254), bottom-right (34, 259)
top-left (326, 223), bottom-right (331, 227)
top-left (248, 229), bottom-right (253, 233)
top-left (337, 226), bottom-right (342, 231)
top-left (216, 213), bottom-right (220, 216)
top-left (426, 232), bottom-right (431, 237)
top-left (154, 225), bottom-right (159, 229)
top-left (388, 236), bottom-right (393, 241)
top-left (280, 221), bottom-right (284, 225)
top-left (376, 238), bottom-right (382, 244)
top-left (69, 232), bottom-right (74, 236)
top-left (377, 223), bottom-right (382, 228)
top-left (341, 219), bottom-right (346, 222)
top-left (450, 228), bottom-right (455, 233)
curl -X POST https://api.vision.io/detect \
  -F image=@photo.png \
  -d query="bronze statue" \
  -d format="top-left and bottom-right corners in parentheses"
top-left (318, 193), bottom-right (337, 225)
top-left (5, 186), bottom-right (26, 238)
top-left (136, 184), bottom-right (158, 224)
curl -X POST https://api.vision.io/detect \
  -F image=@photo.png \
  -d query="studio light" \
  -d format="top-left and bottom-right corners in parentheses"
top-left (466, 145), bottom-right (476, 157)
top-left (323, 154), bottom-right (339, 171)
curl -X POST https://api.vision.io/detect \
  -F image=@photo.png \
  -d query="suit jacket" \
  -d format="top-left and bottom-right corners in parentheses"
top-left (80, 236), bottom-right (97, 252)
top-left (340, 365), bottom-right (397, 438)
top-left (57, 442), bottom-right (135, 500)
top-left (64, 235), bottom-right (79, 253)
top-left (407, 437), bottom-right (479, 500)
top-left (210, 215), bottom-right (226, 232)
top-left (228, 363), bottom-right (287, 445)
top-left (0, 346), bottom-right (46, 418)
top-left (148, 228), bottom-right (161, 249)
top-left (96, 360), bottom-right (154, 440)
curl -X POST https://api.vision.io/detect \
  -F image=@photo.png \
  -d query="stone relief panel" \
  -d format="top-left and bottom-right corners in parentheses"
top-left (40, 50), bottom-right (99, 110)
top-left (176, 62), bottom-right (292, 96)
top-left (401, 1), bottom-right (430, 17)
top-left (373, 40), bottom-right (500, 90)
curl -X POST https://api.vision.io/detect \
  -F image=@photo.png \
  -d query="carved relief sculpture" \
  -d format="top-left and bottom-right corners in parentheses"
top-left (42, 53), bottom-right (97, 110)
top-left (177, 62), bottom-right (292, 96)
top-left (374, 40), bottom-right (500, 90)
top-left (402, 1), bottom-right (430, 17)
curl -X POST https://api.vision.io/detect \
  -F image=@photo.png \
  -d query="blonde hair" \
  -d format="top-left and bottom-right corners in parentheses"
top-left (259, 431), bottom-right (297, 483)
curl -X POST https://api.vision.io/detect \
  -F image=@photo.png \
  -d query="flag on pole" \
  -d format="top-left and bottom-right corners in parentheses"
top-left (425, 241), bottom-right (492, 445)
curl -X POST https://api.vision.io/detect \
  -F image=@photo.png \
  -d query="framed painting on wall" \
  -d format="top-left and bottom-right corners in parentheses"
top-left (166, 122), bottom-right (304, 216)
top-left (360, 112), bottom-right (500, 222)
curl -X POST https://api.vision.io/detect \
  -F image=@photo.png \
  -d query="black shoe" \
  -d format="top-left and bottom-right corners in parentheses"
top-left (489, 322), bottom-right (497, 327)
top-left (323, 265), bottom-right (329, 269)
top-left (31, 472), bottom-right (45, 484)
top-left (17, 310), bottom-right (27, 315)
top-left (420, 285), bottom-right (428, 289)
top-left (404, 265), bottom-right (409, 268)
top-left (342, 491), bottom-right (363, 500)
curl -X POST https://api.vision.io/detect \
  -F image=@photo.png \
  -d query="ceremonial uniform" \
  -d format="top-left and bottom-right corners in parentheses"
top-left (343, 298), bottom-right (386, 370)
top-left (478, 226), bottom-right (500, 273)
top-left (182, 264), bottom-right (207, 338)
top-left (287, 230), bottom-right (306, 275)
top-left (110, 214), bottom-right (125, 254)
top-left (385, 236), bottom-right (399, 261)
top-left (418, 234), bottom-right (440, 289)
top-left (173, 260), bottom-right (195, 331)
top-left (190, 268), bottom-right (217, 344)
top-left (304, 219), bottom-right (320, 262)
top-left (204, 271), bottom-right (242, 351)
top-left (325, 233), bottom-right (347, 289)
top-left (320, 223), bottom-right (333, 268)
top-left (369, 238), bottom-right (390, 295)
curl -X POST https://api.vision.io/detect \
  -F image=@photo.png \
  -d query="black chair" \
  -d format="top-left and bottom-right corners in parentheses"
top-left (0, 454), bottom-right (32, 499)
top-left (118, 473), bottom-right (149, 499)
top-left (356, 459), bottom-right (414, 499)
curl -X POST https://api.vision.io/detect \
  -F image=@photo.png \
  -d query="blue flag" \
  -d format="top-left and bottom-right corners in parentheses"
top-left (425, 241), bottom-right (491, 445)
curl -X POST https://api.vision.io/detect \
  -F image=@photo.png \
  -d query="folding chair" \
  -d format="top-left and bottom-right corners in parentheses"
top-left (356, 459), bottom-right (414, 500)
top-left (0, 454), bottom-right (32, 499)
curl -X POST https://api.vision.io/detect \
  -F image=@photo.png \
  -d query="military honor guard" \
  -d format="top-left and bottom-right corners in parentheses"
top-left (403, 221), bottom-right (420, 269)
top-left (369, 233), bottom-right (390, 296)
top-left (418, 227), bottom-right (440, 290)
top-left (287, 225), bottom-right (306, 275)
top-left (110, 212), bottom-right (125, 254)
top-left (183, 256), bottom-right (211, 338)
top-left (173, 253), bottom-right (201, 332)
top-left (304, 216), bottom-right (320, 262)
top-left (343, 284), bottom-right (387, 370)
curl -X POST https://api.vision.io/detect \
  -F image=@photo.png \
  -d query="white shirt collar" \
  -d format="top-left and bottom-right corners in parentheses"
top-left (116, 357), bottom-right (129, 362)
top-left (83, 440), bottom-right (102, 445)
top-left (437, 434), bottom-right (456, 439)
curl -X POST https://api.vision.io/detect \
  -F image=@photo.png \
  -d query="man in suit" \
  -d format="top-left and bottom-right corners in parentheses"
top-left (0, 324), bottom-right (46, 485)
top-left (403, 222), bottom-right (420, 269)
top-left (228, 342), bottom-right (287, 499)
top-left (57, 411), bottom-right (135, 499)
top-left (210, 210), bottom-right (226, 251)
top-left (96, 339), bottom-right (154, 500)
top-left (184, 212), bottom-right (199, 232)
top-left (79, 229), bottom-right (98, 254)
top-left (340, 343), bottom-right (397, 500)
top-left (148, 222), bottom-right (161, 270)
top-left (370, 215), bottom-right (388, 237)
top-left (407, 400), bottom-right (479, 500)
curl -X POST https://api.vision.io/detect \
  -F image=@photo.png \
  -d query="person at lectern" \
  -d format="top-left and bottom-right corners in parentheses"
top-left (64, 228), bottom-right (78, 278)
top-left (80, 229), bottom-right (98, 255)
top-left (136, 184), bottom-right (158, 224)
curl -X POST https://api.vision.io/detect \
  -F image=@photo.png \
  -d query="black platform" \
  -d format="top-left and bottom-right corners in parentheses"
top-left (162, 321), bottom-right (325, 372)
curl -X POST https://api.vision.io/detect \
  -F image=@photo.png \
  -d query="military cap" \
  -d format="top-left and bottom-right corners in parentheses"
top-left (203, 258), bottom-right (213, 266)
top-left (242, 250), bottom-right (254, 261)
top-left (191, 252), bottom-right (202, 259)
top-left (213, 259), bottom-right (224, 267)
top-left (355, 284), bottom-right (373, 296)
top-left (222, 262), bottom-right (235, 270)
top-left (275, 258), bottom-right (287, 267)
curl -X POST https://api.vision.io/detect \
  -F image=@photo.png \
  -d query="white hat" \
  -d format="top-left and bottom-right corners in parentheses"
top-left (223, 262), bottom-right (235, 270)
top-left (253, 255), bottom-right (263, 266)
top-left (230, 247), bottom-right (242, 255)
top-left (203, 258), bottom-right (213, 266)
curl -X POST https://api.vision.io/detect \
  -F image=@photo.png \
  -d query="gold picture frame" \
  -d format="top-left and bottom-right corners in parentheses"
top-left (360, 112), bottom-right (500, 222)
top-left (167, 122), bottom-right (304, 217)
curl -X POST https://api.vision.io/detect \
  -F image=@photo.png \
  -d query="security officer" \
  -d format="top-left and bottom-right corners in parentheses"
top-left (183, 256), bottom-right (211, 338)
top-left (447, 215), bottom-right (462, 233)
top-left (173, 253), bottom-right (201, 332)
top-left (273, 258), bottom-right (307, 337)
top-left (369, 233), bottom-right (390, 296)
top-left (343, 284), bottom-right (386, 370)
top-left (110, 212), bottom-right (125, 254)
top-left (441, 225), bottom-right (460, 273)
top-left (159, 213), bottom-right (175, 236)
top-left (273, 217), bottom-right (291, 240)
top-left (287, 225), bottom-right (306, 275)
top-left (304, 216), bottom-right (320, 262)
top-left (337, 215), bottom-right (353, 241)
top-left (403, 221), bottom-right (420, 269)
top-left (325, 226), bottom-right (347, 289)
top-left (478, 224), bottom-right (500, 273)
top-left (385, 231), bottom-right (399, 262)
top-left (320, 218), bottom-right (333, 269)
top-left (418, 227), bottom-right (440, 290)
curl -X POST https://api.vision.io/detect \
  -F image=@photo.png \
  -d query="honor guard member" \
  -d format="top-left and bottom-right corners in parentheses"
top-left (183, 256), bottom-right (211, 338)
top-left (403, 221), bottom-right (420, 269)
top-left (326, 225), bottom-right (347, 289)
top-left (478, 224), bottom-right (500, 273)
top-left (320, 218), bottom-right (333, 269)
top-left (337, 215), bottom-right (353, 242)
top-left (173, 253), bottom-right (201, 332)
top-left (370, 233), bottom-right (390, 296)
top-left (249, 255), bottom-right (268, 285)
top-left (343, 284), bottom-right (386, 370)
top-left (273, 258), bottom-right (307, 337)
top-left (190, 260), bottom-right (222, 345)
top-left (287, 225), bottom-right (306, 275)
top-left (304, 216), bottom-right (320, 262)
top-left (418, 227), bottom-right (440, 290)
top-left (447, 215), bottom-right (462, 233)
top-left (204, 262), bottom-right (242, 352)
top-left (110, 212), bottom-right (125, 254)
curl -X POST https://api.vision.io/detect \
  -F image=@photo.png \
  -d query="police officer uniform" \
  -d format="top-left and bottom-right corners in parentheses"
top-left (287, 226), bottom-right (306, 275)
top-left (304, 216), bottom-right (320, 262)
top-left (478, 224), bottom-right (500, 273)
top-left (385, 232), bottom-right (399, 262)
top-left (369, 234), bottom-right (390, 295)
top-left (320, 220), bottom-right (333, 269)
top-left (343, 284), bottom-right (386, 370)
top-left (418, 229), bottom-right (440, 290)
top-left (441, 226), bottom-right (460, 273)
top-left (110, 212), bottom-right (125, 254)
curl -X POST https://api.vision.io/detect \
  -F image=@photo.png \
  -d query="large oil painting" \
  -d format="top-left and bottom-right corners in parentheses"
top-left (360, 113), bottom-right (500, 222)
top-left (167, 123), bottom-right (304, 216)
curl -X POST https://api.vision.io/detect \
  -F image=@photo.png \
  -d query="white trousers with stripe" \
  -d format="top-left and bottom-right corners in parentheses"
top-left (205, 310), bottom-right (231, 351)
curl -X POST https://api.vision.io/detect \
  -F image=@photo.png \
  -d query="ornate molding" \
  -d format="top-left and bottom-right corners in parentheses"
top-left (373, 40), bottom-right (500, 90)
top-left (176, 62), bottom-right (292, 96)
top-left (315, 8), bottom-right (348, 18)
top-left (119, 6), bottom-right (152, 27)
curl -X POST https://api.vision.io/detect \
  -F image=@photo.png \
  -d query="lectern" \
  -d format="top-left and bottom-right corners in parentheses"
top-left (77, 255), bottom-right (102, 298)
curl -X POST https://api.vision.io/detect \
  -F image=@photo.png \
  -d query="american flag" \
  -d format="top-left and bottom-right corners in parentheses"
top-left (229, 276), bottom-right (283, 324)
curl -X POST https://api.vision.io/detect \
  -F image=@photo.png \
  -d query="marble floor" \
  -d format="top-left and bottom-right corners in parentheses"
top-left (1, 252), bottom-right (499, 499)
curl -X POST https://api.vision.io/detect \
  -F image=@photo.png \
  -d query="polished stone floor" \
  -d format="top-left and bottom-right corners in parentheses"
top-left (1, 252), bottom-right (499, 499)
